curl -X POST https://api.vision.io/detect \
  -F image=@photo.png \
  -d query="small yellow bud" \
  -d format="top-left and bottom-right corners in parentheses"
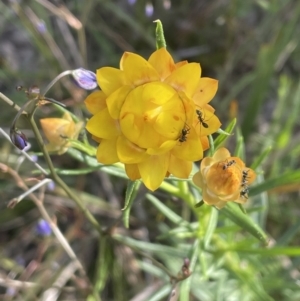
top-left (40, 112), bottom-right (83, 154)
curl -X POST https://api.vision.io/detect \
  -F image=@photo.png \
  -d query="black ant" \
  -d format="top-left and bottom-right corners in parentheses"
top-left (241, 169), bottom-right (249, 186)
top-left (178, 126), bottom-right (190, 143)
top-left (222, 159), bottom-right (236, 170)
top-left (240, 187), bottom-right (249, 199)
top-left (195, 109), bottom-right (209, 129)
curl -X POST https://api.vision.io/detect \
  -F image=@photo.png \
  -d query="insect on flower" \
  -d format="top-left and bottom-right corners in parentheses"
top-left (221, 159), bottom-right (236, 170)
top-left (240, 187), bottom-right (249, 199)
top-left (196, 109), bottom-right (209, 129)
top-left (178, 125), bottom-right (190, 143)
top-left (241, 169), bottom-right (250, 186)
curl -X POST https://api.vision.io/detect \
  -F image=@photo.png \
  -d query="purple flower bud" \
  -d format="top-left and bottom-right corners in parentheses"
top-left (145, 2), bottom-right (154, 17)
top-left (128, 0), bottom-right (136, 5)
top-left (36, 19), bottom-right (47, 34)
top-left (35, 219), bottom-right (52, 236)
top-left (47, 181), bottom-right (56, 191)
top-left (30, 154), bottom-right (38, 162)
top-left (72, 68), bottom-right (97, 90)
top-left (10, 129), bottom-right (28, 150)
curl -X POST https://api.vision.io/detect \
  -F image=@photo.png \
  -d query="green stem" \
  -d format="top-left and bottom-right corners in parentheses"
top-left (29, 111), bottom-right (103, 235)
top-left (154, 19), bottom-right (167, 49)
top-left (42, 70), bottom-right (73, 96)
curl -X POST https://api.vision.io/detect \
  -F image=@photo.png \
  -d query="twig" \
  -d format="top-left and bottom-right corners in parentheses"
top-left (8, 178), bottom-right (52, 207)
top-left (0, 127), bottom-right (48, 175)
top-left (41, 261), bottom-right (79, 301)
top-left (0, 92), bottom-right (21, 111)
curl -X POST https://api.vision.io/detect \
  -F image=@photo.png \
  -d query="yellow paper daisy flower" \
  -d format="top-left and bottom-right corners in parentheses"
top-left (192, 147), bottom-right (256, 209)
top-left (85, 48), bottom-right (221, 190)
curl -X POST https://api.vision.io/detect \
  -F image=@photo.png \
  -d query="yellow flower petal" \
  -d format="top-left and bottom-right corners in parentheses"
top-left (192, 171), bottom-right (204, 188)
top-left (117, 135), bottom-right (149, 164)
top-left (171, 127), bottom-right (203, 161)
top-left (106, 85), bottom-right (132, 119)
top-left (96, 139), bottom-right (119, 164)
top-left (138, 154), bottom-right (169, 191)
top-left (97, 67), bottom-right (125, 96)
top-left (148, 48), bottom-right (175, 80)
top-left (213, 147), bottom-right (231, 162)
top-left (202, 188), bottom-right (223, 206)
top-left (86, 108), bottom-right (119, 139)
top-left (164, 63), bottom-right (201, 97)
top-left (175, 61), bottom-right (188, 69)
top-left (120, 111), bottom-right (161, 148)
top-left (120, 83), bottom-right (178, 148)
top-left (153, 94), bottom-right (186, 140)
top-left (193, 108), bottom-right (221, 137)
top-left (120, 52), bottom-right (160, 86)
top-left (169, 155), bottom-right (192, 178)
top-left (201, 136), bottom-right (209, 150)
top-left (84, 91), bottom-right (107, 115)
top-left (193, 78), bottom-right (218, 107)
top-left (125, 164), bottom-right (141, 180)
top-left (146, 140), bottom-right (177, 155)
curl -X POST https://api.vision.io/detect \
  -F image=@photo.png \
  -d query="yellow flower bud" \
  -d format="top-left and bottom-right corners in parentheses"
top-left (40, 112), bottom-right (83, 154)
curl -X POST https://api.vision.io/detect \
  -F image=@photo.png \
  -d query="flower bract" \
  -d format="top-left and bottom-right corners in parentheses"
top-left (192, 147), bottom-right (256, 209)
top-left (85, 48), bottom-right (221, 190)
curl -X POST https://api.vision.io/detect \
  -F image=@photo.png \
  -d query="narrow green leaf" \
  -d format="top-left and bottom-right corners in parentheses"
top-left (154, 19), bottom-right (166, 49)
top-left (69, 140), bottom-right (96, 156)
top-left (94, 237), bottom-right (112, 294)
top-left (228, 246), bottom-right (300, 256)
top-left (214, 118), bottom-right (236, 149)
top-left (122, 180), bottom-right (141, 228)
top-left (250, 170), bottom-right (300, 196)
top-left (148, 285), bottom-right (172, 301)
top-left (180, 239), bottom-right (200, 300)
top-left (216, 128), bottom-right (232, 136)
top-left (234, 127), bottom-right (245, 159)
top-left (208, 134), bottom-right (214, 156)
top-left (277, 220), bottom-right (300, 246)
top-left (113, 234), bottom-right (189, 257)
top-left (67, 148), bottom-right (128, 178)
top-left (251, 145), bottom-right (273, 170)
top-left (203, 208), bottom-right (218, 248)
top-left (220, 202), bottom-right (269, 245)
top-left (194, 200), bottom-right (204, 208)
top-left (146, 194), bottom-right (189, 227)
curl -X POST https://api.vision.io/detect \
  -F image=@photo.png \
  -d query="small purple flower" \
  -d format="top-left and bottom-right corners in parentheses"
top-left (30, 154), bottom-right (38, 162)
top-left (128, 0), bottom-right (136, 5)
top-left (145, 2), bottom-right (154, 17)
top-left (47, 181), bottom-right (56, 192)
top-left (35, 219), bottom-right (52, 236)
top-left (10, 129), bottom-right (28, 150)
top-left (72, 68), bottom-right (97, 90)
top-left (36, 19), bottom-right (47, 34)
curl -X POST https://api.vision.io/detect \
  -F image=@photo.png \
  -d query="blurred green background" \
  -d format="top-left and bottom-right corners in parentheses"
top-left (1, 0), bottom-right (300, 300)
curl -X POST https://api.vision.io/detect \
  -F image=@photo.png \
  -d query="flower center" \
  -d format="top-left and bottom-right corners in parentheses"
top-left (119, 82), bottom-right (187, 150)
top-left (206, 162), bottom-right (242, 196)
